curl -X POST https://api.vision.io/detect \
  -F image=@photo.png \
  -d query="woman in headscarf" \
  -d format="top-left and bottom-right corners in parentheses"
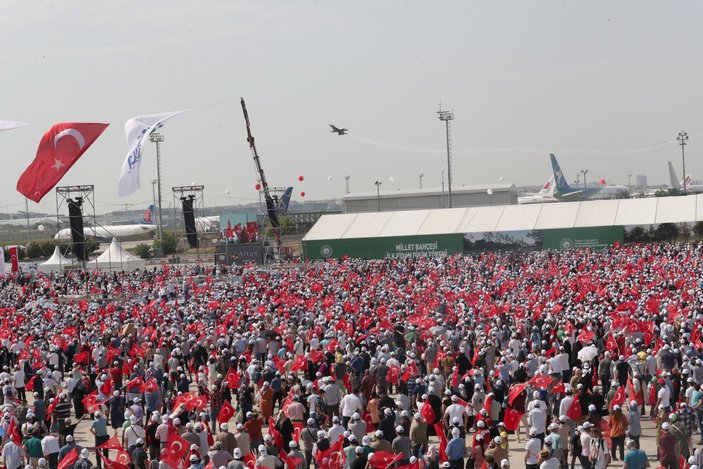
top-left (257, 382), bottom-right (274, 421)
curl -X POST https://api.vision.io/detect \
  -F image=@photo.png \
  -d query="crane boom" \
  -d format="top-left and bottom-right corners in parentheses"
top-left (240, 98), bottom-right (280, 228)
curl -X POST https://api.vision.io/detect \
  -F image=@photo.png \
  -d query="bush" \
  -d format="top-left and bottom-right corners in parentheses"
top-left (133, 243), bottom-right (152, 259)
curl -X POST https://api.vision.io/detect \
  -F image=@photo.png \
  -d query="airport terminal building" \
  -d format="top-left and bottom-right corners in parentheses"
top-left (303, 194), bottom-right (703, 260)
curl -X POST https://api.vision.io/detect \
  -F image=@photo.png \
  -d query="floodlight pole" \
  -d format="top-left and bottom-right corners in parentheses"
top-left (437, 106), bottom-right (454, 208)
top-left (374, 181), bottom-right (382, 212)
top-left (150, 133), bottom-right (165, 242)
top-left (678, 131), bottom-right (689, 193)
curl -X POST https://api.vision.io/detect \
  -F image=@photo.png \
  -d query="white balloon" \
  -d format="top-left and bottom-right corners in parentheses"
top-left (388, 176), bottom-right (395, 183)
top-left (37, 225), bottom-right (45, 232)
top-left (225, 190), bottom-right (230, 195)
top-left (327, 176), bottom-right (333, 181)
top-left (487, 189), bottom-right (494, 195)
top-left (498, 176), bottom-right (504, 182)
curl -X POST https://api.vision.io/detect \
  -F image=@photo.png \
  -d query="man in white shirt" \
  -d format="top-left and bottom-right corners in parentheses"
top-left (2, 438), bottom-right (23, 469)
top-left (444, 396), bottom-right (467, 428)
top-left (656, 379), bottom-right (671, 411)
top-left (524, 429), bottom-right (541, 469)
top-left (13, 365), bottom-right (25, 403)
top-left (527, 401), bottom-right (546, 441)
top-left (41, 432), bottom-right (61, 469)
top-left (339, 391), bottom-right (363, 427)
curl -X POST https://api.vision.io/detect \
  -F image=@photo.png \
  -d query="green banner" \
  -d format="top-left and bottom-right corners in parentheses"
top-left (541, 226), bottom-right (624, 250)
top-left (303, 233), bottom-right (464, 260)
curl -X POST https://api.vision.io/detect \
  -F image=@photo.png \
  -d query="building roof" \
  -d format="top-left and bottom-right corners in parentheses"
top-left (303, 194), bottom-right (703, 241)
top-left (341, 184), bottom-right (516, 201)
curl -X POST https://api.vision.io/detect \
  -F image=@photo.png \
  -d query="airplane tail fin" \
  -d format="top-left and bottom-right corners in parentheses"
top-left (668, 161), bottom-right (682, 189)
top-left (140, 205), bottom-right (155, 225)
top-left (550, 153), bottom-right (572, 192)
top-left (537, 176), bottom-right (556, 196)
top-left (276, 187), bottom-right (293, 215)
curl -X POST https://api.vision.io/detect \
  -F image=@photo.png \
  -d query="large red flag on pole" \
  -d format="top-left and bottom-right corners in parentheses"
top-left (17, 123), bottom-right (109, 202)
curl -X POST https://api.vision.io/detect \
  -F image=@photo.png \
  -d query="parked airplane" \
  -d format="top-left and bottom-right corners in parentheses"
top-left (550, 154), bottom-right (629, 200)
top-left (517, 176), bottom-right (558, 204)
top-left (668, 161), bottom-right (703, 193)
top-left (55, 205), bottom-right (156, 241)
top-left (329, 125), bottom-right (348, 135)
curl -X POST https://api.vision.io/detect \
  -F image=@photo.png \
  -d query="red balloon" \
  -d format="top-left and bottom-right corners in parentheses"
top-left (300, 191), bottom-right (306, 197)
top-left (255, 183), bottom-right (261, 190)
top-left (298, 175), bottom-right (304, 182)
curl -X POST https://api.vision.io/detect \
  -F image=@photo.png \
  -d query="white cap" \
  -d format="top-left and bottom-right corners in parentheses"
top-left (233, 448), bottom-right (242, 459)
top-left (38, 459), bottom-right (47, 467)
top-left (500, 460), bottom-right (510, 468)
top-left (80, 449), bottom-right (90, 459)
top-left (395, 425), bottom-right (404, 433)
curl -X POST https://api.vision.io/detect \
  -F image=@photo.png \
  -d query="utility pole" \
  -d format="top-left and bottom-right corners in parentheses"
top-left (580, 169), bottom-right (589, 194)
top-left (419, 173), bottom-right (424, 189)
top-left (344, 175), bottom-right (351, 194)
top-left (678, 131), bottom-right (689, 193)
top-left (149, 132), bottom-right (165, 243)
top-left (437, 105), bottom-right (454, 208)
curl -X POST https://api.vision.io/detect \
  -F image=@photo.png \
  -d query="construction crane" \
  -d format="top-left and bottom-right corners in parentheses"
top-left (240, 98), bottom-right (282, 256)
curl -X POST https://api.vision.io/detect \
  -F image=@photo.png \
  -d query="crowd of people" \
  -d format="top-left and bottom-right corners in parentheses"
top-left (0, 243), bottom-right (702, 469)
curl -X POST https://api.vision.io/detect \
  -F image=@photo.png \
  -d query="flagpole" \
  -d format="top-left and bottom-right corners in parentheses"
top-left (24, 198), bottom-right (30, 246)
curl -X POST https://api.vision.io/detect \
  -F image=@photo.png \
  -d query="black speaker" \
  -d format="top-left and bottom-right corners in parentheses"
top-left (181, 195), bottom-right (198, 248)
top-left (67, 198), bottom-right (87, 261)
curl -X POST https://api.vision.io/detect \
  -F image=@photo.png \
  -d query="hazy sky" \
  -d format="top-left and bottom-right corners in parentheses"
top-left (2, 1), bottom-right (702, 215)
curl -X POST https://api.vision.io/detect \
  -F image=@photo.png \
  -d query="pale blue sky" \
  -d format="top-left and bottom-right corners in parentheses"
top-left (1, 1), bottom-right (702, 214)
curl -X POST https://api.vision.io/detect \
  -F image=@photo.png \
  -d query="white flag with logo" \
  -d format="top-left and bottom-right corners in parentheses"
top-left (0, 120), bottom-right (29, 131)
top-left (117, 110), bottom-right (186, 197)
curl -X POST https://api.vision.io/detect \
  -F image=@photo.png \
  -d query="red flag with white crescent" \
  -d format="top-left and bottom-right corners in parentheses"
top-left (17, 123), bottom-right (109, 202)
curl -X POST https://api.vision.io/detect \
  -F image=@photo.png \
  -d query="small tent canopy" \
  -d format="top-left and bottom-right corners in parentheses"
top-left (95, 238), bottom-right (146, 271)
top-left (38, 246), bottom-right (72, 272)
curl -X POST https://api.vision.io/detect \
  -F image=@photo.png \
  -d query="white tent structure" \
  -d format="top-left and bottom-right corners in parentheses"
top-left (94, 238), bottom-right (146, 271)
top-left (38, 246), bottom-right (72, 272)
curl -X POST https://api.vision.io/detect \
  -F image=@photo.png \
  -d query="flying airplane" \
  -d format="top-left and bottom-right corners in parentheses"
top-left (550, 154), bottom-right (629, 200)
top-left (667, 161), bottom-right (703, 193)
top-left (55, 205), bottom-right (156, 241)
top-left (329, 125), bottom-right (348, 135)
top-left (517, 176), bottom-right (559, 204)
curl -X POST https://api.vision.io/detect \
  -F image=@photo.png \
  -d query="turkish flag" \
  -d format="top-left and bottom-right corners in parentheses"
top-left (74, 351), bottom-right (90, 364)
top-left (164, 427), bottom-right (189, 468)
top-left (368, 451), bottom-right (401, 469)
top-left (566, 394), bottom-right (582, 421)
top-left (113, 450), bottom-right (131, 466)
top-left (550, 381), bottom-right (566, 395)
top-left (8, 246), bottom-right (18, 273)
top-left (291, 355), bottom-right (307, 372)
top-left (609, 386), bottom-right (626, 409)
top-left (451, 367), bottom-right (459, 388)
top-left (434, 423), bottom-right (448, 463)
top-left (280, 451), bottom-right (304, 469)
top-left (387, 365), bottom-right (401, 385)
top-left (98, 435), bottom-right (123, 450)
top-left (502, 407), bottom-right (523, 431)
top-left (529, 374), bottom-right (554, 389)
top-left (605, 333), bottom-right (620, 355)
top-left (17, 123), bottom-right (109, 202)
top-left (58, 448), bottom-right (79, 469)
top-left (309, 350), bottom-right (325, 363)
top-left (508, 382), bottom-right (528, 405)
top-left (144, 377), bottom-right (160, 393)
top-left (25, 375), bottom-right (37, 391)
top-left (7, 418), bottom-right (21, 446)
top-left (269, 417), bottom-right (284, 449)
top-left (419, 400), bottom-right (436, 424)
top-left (99, 453), bottom-right (130, 469)
top-left (223, 368), bottom-right (240, 389)
top-left (243, 451), bottom-right (257, 469)
top-left (218, 400), bottom-right (236, 424)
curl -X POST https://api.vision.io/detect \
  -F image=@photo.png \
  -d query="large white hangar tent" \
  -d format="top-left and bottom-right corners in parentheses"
top-left (303, 194), bottom-right (703, 260)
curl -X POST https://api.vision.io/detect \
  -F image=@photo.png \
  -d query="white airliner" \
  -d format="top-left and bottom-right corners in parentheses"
top-left (668, 161), bottom-right (703, 193)
top-left (55, 205), bottom-right (156, 241)
top-left (517, 176), bottom-right (558, 204)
